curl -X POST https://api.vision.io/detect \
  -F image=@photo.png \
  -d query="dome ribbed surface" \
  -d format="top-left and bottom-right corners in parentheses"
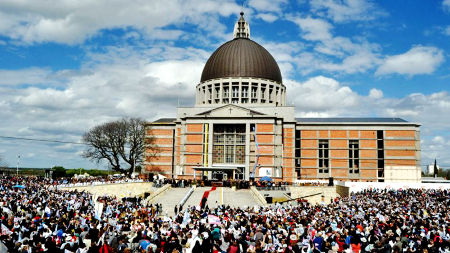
top-left (200, 38), bottom-right (282, 83)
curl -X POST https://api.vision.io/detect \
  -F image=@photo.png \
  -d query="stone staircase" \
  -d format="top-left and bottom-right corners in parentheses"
top-left (151, 187), bottom-right (262, 216)
top-left (185, 187), bottom-right (260, 208)
top-left (183, 187), bottom-right (260, 209)
top-left (149, 187), bottom-right (191, 217)
top-left (222, 188), bottom-right (259, 208)
top-left (183, 187), bottom-right (211, 208)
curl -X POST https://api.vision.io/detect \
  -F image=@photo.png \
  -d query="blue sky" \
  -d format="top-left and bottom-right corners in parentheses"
top-left (0, 0), bottom-right (449, 170)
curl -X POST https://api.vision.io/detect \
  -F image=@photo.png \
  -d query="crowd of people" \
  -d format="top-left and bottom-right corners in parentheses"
top-left (1, 175), bottom-right (449, 253)
top-left (55, 175), bottom-right (149, 188)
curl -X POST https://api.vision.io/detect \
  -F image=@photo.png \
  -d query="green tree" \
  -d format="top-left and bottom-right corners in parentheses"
top-left (52, 166), bottom-right (66, 178)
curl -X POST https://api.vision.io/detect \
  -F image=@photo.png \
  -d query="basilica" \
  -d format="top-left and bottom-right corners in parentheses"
top-left (144, 13), bottom-right (421, 183)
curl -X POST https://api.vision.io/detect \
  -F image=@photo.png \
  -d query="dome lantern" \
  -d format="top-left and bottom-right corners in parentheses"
top-left (233, 12), bottom-right (250, 39)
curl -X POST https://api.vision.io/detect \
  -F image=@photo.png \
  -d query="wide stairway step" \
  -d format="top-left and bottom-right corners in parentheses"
top-left (183, 187), bottom-right (210, 209)
top-left (150, 187), bottom-right (191, 217)
top-left (187, 187), bottom-right (260, 209)
top-left (152, 187), bottom-right (261, 216)
top-left (222, 188), bottom-right (259, 208)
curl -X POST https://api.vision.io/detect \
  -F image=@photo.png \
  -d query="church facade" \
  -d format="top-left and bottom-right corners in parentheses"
top-left (144, 13), bottom-right (421, 183)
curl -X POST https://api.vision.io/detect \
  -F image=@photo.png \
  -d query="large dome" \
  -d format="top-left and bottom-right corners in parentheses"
top-left (200, 38), bottom-right (282, 83)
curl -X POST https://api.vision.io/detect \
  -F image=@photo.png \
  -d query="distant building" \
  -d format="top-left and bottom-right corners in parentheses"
top-left (144, 13), bottom-right (421, 183)
top-left (427, 164), bottom-right (439, 175)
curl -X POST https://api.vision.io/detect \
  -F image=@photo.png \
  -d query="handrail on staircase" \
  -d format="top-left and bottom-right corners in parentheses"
top-left (179, 186), bottom-right (195, 207)
top-left (278, 192), bottom-right (322, 204)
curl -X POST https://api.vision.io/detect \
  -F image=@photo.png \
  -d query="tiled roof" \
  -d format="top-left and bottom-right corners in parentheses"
top-left (153, 118), bottom-right (176, 123)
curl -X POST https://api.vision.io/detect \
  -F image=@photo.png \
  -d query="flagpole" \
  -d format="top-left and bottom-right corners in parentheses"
top-left (16, 154), bottom-right (20, 176)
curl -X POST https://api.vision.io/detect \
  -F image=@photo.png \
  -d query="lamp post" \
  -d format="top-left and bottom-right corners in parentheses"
top-left (16, 154), bottom-right (20, 176)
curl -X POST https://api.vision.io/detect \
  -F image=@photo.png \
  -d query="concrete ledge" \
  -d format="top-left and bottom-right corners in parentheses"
top-left (60, 182), bottom-right (154, 198)
top-left (144, 184), bottom-right (171, 205)
top-left (250, 186), bottom-right (268, 206)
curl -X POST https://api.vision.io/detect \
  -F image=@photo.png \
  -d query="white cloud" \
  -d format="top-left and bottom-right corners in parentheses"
top-left (444, 0), bottom-right (450, 11)
top-left (310, 0), bottom-right (387, 23)
top-left (376, 46), bottom-right (444, 76)
top-left (248, 0), bottom-right (288, 13)
top-left (287, 13), bottom-right (382, 74)
top-left (432, 136), bottom-right (446, 144)
top-left (293, 44), bottom-right (380, 75)
top-left (319, 49), bottom-right (380, 74)
top-left (256, 13), bottom-right (278, 22)
top-left (0, 0), bottom-right (241, 44)
top-left (287, 16), bottom-right (333, 41)
top-left (285, 76), bottom-right (360, 115)
top-left (0, 68), bottom-right (52, 86)
top-left (383, 92), bottom-right (450, 129)
top-left (369, 88), bottom-right (383, 99)
top-left (421, 135), bottom-right (450, 166)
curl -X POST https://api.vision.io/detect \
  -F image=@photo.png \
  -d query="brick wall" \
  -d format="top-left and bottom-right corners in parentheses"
top-left (255, 123), bottom-right (275, 168)
top-left (298, 128), bottom-right (419, 182)
top-left (144, 124), bottom-right (175, 176)
top-left (283, 127), bottom-right (295, 182)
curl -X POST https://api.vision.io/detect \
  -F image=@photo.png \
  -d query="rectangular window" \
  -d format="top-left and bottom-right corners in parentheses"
top-left (295, 130), bottom-right (301, 179)
top-left (235, 145), bottom-right (245, 164)
top-left (242, 86), bottom-right (248, 97)
top-left (223, 87), bottom-right (229, 98)
top-left (261, 85), bottom-right (266, 99)
top-left (225, 146), bottom-right (234, 163)
top-left (232, 86), bottom-right (239, 97)
top-left (377, 130), bottom-right (384, 179)
top-left (213, 124), bottom-right (246, 164)
top-left (349, 140), bottom-right (359, 174)
top-left (213, 145), bottom-right (223, 163)
top-left (215, 87), bottom-right (220, 98)
top-left (318, 140), bottom-right (329, 174)
top-left (251, 87), bottom-right (257, 98)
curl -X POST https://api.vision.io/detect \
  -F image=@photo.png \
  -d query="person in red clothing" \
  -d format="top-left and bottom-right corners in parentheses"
top-left (336, 234), bottom-right (345, 253)
top-left (227, 241), bottom-right (239, 253)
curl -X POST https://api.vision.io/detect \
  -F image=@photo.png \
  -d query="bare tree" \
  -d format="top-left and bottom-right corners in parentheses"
top-left (82, 117), bottom-right (155, 177)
